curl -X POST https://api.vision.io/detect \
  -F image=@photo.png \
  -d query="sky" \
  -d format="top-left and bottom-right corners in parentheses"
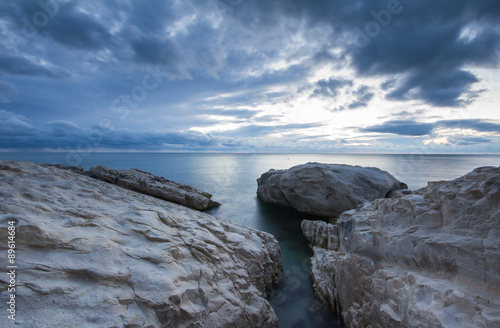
top-left (1, 0), bottom-right (500, 153)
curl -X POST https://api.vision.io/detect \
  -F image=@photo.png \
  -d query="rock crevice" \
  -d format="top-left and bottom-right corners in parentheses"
top-left (302, 166), bottom-right (500, 328)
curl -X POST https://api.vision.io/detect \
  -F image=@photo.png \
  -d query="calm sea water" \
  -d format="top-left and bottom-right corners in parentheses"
top-left (1, 152), bottom-right (499, 327)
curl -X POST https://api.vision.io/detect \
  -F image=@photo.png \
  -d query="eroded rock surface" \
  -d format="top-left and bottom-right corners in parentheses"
top-left (0, 160), bottom-right (282, 328)
top-left (302, 166), bottom-right (500, 328)
top-left (257, 163), bottom-right (407, 217)
top-left (86, 165), bottom-right (220, 211)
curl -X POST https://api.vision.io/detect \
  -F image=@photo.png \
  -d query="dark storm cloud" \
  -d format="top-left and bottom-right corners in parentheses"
top-left (0, 0), bottom-right (197, 78)
top-left (95, 130), bottom-right (223, 150)
top-left (362, 119), bottom-right (500, 136)
top-left (2, 0), bottom-right (499, 103)
top-left (0, 81), bottom-right (17, 102)
top-left (246, 0), bottom-right (500, 106)
top-left (1, 0), bottom-right (113, 49)
top-left (385, 69), bottom-right (480, 107)
top-left (0, 110), bottom-right (234, 150)
top-left (126, 0), bottom-right (177, 34)
top-left (41, 3), bottom-right (112, 49)
top-left (0, 54), bottom-right (65, 77)
top-left (0, 110), bottom-right (37, 137)
top-left (233, 0), bottom-right (383, 30)
top-left (132, 37), bottom-right (182, 66)
top-left (0, 0), bottom-right (499, 151)
top-left (347, 1), bottom-right (500, 106)
top-left (239, 0), bottom-right (500, 107)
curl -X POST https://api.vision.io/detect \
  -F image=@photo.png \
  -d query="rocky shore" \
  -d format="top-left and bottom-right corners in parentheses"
top-left (39, 163), bottom-right (220, 211)
top-left (257, 163), bottom-right (408, 217)
top-left (302, 166), bottom-right (500, 327)
top-left (0, 160), bottom-right (282, 328)
top-left (4, 159), bottom-right (499, 328)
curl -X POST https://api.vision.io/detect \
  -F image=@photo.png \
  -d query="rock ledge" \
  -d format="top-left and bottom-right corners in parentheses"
top-left (302, 166), bottom-right (500, 328)
top-left (0, 160), bottom-right (282, 328)
top-left (86, 165), bottom-right (220, 211)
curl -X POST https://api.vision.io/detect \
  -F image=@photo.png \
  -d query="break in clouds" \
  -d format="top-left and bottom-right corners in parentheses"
top-left (0, 0), bottom-right (500, 152)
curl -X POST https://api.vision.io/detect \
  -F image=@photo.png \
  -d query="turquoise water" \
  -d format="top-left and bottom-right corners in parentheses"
top-left (1, 152), bottom-right (499, 327)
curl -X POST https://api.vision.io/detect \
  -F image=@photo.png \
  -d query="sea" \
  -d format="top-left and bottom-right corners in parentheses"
top-left (1, 152), bottom-right (499, 328)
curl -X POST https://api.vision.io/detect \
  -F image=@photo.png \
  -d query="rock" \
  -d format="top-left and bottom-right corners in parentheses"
top-left (86, 165), bottom-right (220, 211)
top-left (41, 163), bottom-right (85, 174)
top-left (257, 163), bottom-right (407, 217)
top-left (301, 220), bottom-right (339, 251)
top-left (0, 160), bottom-right (282, 328)
top-left (302, 166), bottom-right (500, 328)
top-left (386, 188), bottom-right (412, 198)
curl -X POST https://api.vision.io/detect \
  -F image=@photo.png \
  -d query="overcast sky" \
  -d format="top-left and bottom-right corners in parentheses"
top-left (1, 0), bottom-right (500, 153)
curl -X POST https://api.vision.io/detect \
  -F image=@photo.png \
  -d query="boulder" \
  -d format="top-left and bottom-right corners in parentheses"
top-left (86, 165), bottom-right (220, 211)
top-left (0, 160), bottom-right (282, 328)
top-left (302, 166), bottom-right (500, 328)
top-left (257, 163), bottom-right (407, 217)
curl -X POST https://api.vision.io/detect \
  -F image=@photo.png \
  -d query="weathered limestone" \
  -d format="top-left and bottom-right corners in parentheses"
top-left (86, 165), bottom-right (220, 211)
top-left (257, 163), bottom-right (407, 217)
top-left (0, 160), bottom-right (282, 328)
top-left (302, 166), bottom-right (500, 328)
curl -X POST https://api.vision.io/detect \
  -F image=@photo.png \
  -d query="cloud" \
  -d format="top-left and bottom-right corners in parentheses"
top-left (385, 69), bottom-right (480, 107)
top-left (0, 110), bottom-right (37, 137)
top-left (2, 0), bottom-right (499, 103)
top-left (218, 122), bottom-right (325, 137)
top-left (0, 54), bottom-right (66, 77)
top-left (348, 85), bottom-right (374, 109)
top-left (0, 81), bottom-right (17, 102)
top-left (361, 118), bottom-right (500, 137)
top-left (131, 37), bottom-right (192, 78)
top-left (312, 78), bottom-right (353, 98)
top-left (200, 108), bottom-right (260, 119)
top-left (361, 120), bottom-right (435, 136)
top-left (42, 2), bottom-right (113, 50)
top-left (448, 136), bottom-right (492, 146)
top-left (131, 37), bottom-right (179, 66)
top-left (126, 0), bottom-right (177, 34)
top-left (1, 1), bottom-right (113, 49)
top-left (0, 110), bottom-right (237, 151)
top-left (252, 115), bottom-right (283, 122)
top-left (350, 1), bottom-right (500, 106)
top-left (439, 119), bottom-right (500, 133)
top-left (233, 0), bottom-right (499, 107)
top-left (0, 0), bottom-right (499, 152)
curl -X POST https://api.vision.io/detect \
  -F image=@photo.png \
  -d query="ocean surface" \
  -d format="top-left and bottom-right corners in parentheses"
top-left (2, 152), bottom-right (499, 327)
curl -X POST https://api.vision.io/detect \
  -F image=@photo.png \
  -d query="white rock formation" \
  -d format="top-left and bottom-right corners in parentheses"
top-left (86, 165), bottom-right (220, 211)
top-left (0, 160), bottom-right (282, 328)
top-left (302, 166), bottom-right (500, 328)
top-left (257, 163), bottom-right (407, 217)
